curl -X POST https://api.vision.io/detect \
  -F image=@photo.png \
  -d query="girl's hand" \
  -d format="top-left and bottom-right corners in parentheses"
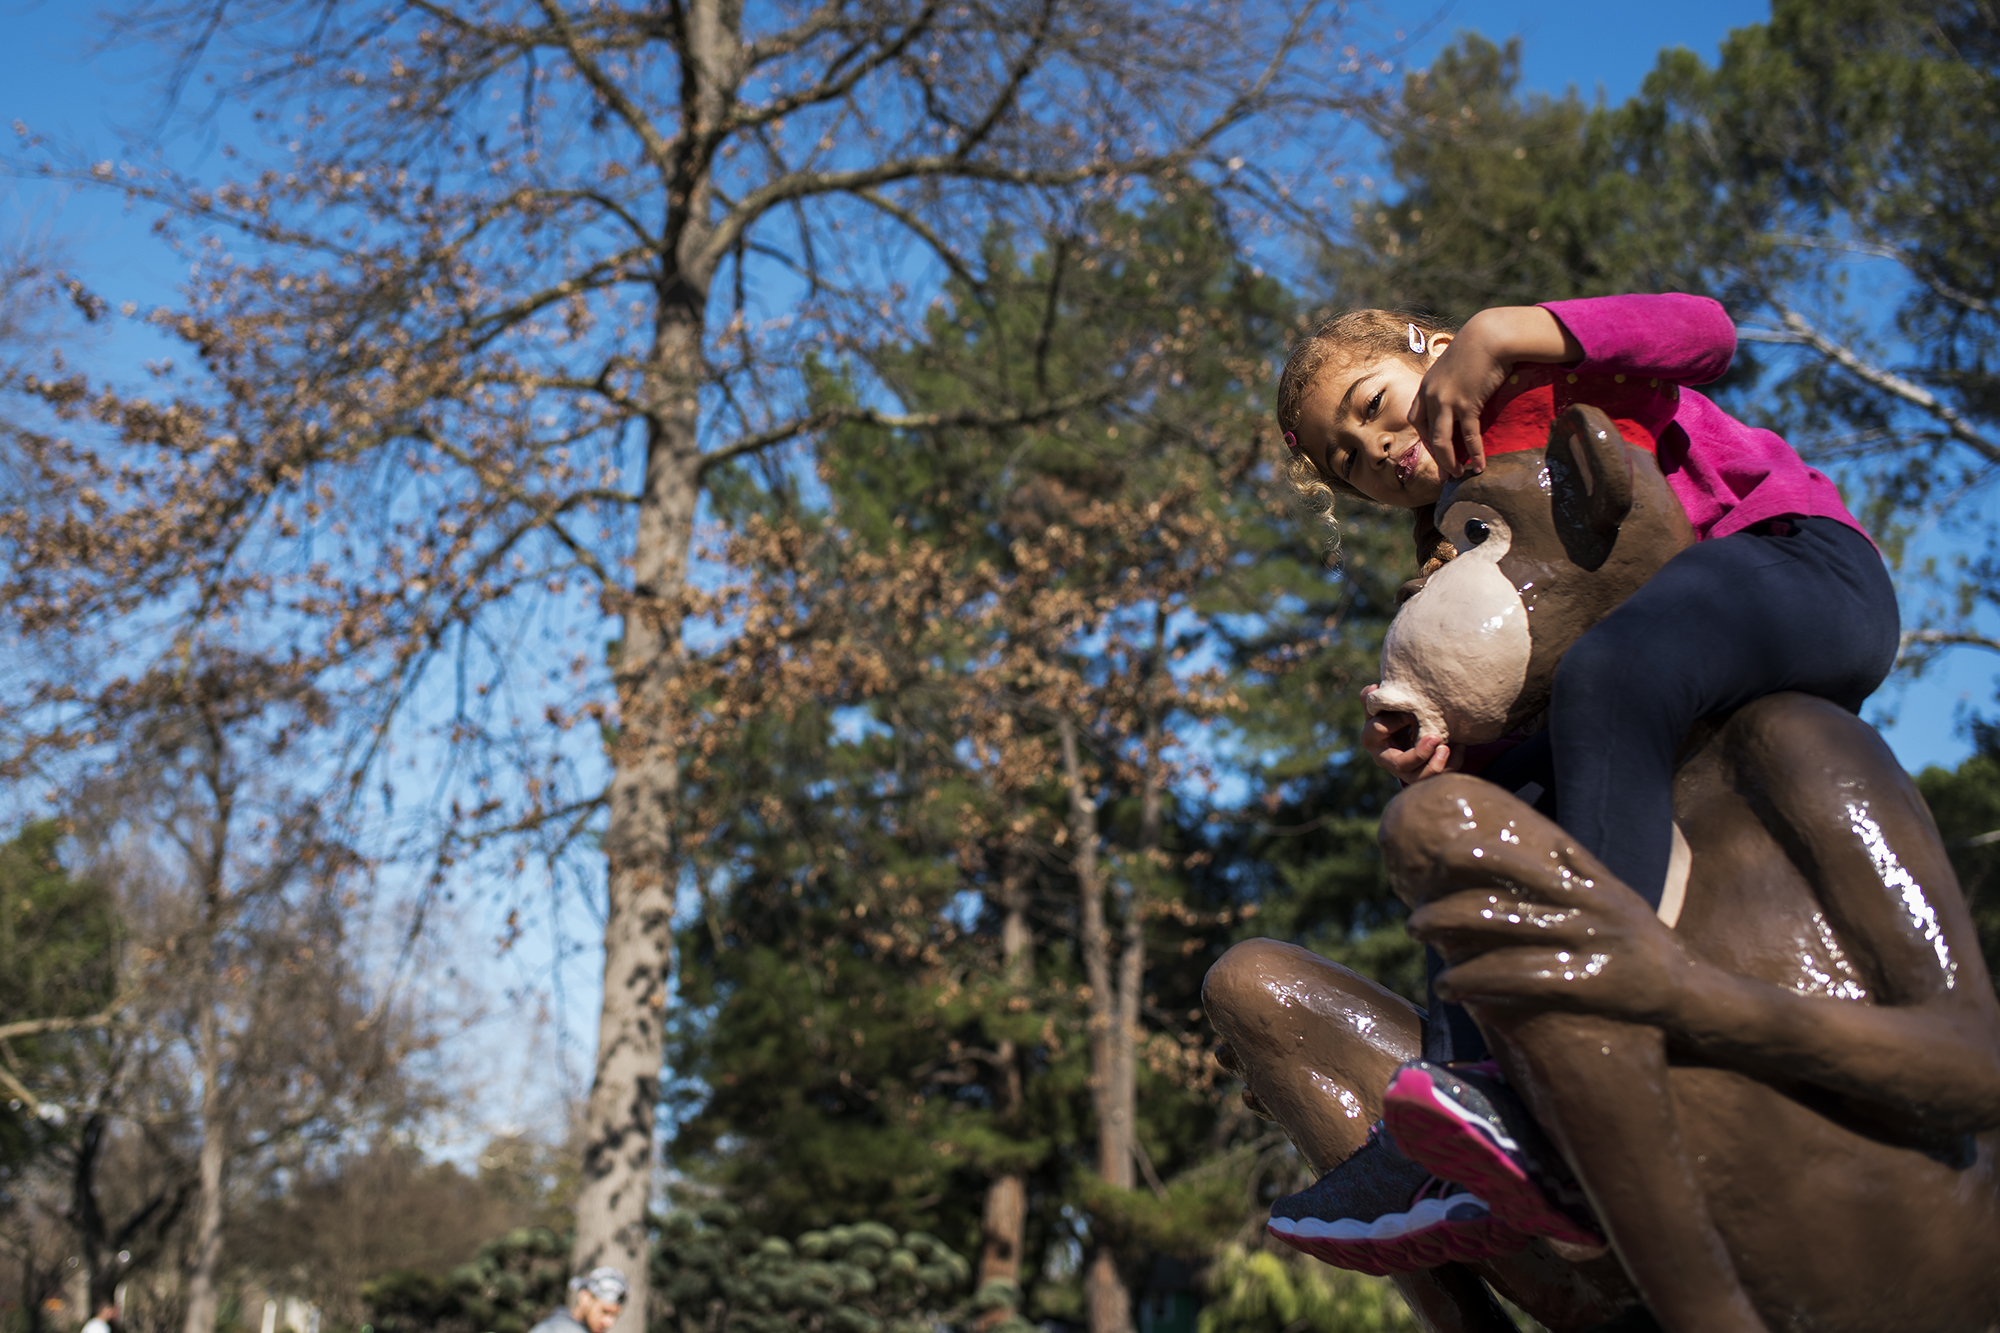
top-left (1410, 307), bottom-right (1586, 477)
top-left (1408, 327), bottom-right (1510, 478)
top-left (1361, 684), bottom-right (1456, 783)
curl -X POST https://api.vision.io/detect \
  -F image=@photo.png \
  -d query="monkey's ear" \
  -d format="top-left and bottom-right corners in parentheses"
top-left (1546, 404), bottom-right (1634, 570)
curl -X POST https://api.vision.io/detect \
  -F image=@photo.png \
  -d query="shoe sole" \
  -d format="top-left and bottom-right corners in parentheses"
top-left (1383, 1066), bottom-right (1605, 1248)
top-left (1266, 1202), bottom-right (1527, 1276)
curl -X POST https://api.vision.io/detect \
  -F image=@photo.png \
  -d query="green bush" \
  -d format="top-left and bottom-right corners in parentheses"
top-left (1197, 1244), bottom-right (1418, 1333)
top-left (360, 1209), bottom-right (974, 1333)
top-left (654, 1205), bottom-right (972, 1333)
top-left (361, 1226), bottom-right (571, 1333)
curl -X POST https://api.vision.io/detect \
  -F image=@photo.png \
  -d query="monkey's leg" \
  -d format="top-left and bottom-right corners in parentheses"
top-left (1205, 940), bottom-right (1631, 1333)
top-left (1382, 776), bottom-right (1768, 1333)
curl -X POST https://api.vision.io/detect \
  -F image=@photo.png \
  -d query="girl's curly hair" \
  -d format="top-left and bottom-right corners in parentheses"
top-left (1275, 309), bottom-right (1459, 529)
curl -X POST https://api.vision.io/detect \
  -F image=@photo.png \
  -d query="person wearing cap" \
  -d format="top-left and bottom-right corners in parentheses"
top-left (530, 1265), bottom-right (628, 1333)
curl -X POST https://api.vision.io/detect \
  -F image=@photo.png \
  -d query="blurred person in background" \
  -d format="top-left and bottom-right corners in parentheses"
top-left (530, 1266), bottom-right (627, 1333)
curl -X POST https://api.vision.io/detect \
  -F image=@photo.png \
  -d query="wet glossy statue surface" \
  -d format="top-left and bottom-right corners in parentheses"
top-left (1208, 408), bottom-right (2000, 1333)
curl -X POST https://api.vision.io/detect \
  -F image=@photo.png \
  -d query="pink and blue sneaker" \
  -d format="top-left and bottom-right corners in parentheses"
top-left (1265, 1122), bottom-right (1528, 1275)
top-left (1382, 1059), bottom-right (1604, 1248)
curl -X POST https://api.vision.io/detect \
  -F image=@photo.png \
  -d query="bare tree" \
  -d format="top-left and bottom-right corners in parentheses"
top-left (65, 665), bottom-right (432, 1333)
top-left (229, 1133), bottom-right (563, 1329)
top-left (65, 1106), bottom-right (195, 1313)
top-left (7, 5), bottom-right (1369, 1326)
top-left (0, 1177), bottom-right (76, 1333)
top-left (0, 685), bottom-right (426, 1333)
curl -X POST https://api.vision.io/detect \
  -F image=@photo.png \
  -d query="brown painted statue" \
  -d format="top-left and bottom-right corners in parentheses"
top-left (1205, 406), bottom-right (2000, 1333)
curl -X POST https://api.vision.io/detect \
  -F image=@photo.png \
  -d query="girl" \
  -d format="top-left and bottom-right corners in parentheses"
top-left (1261, 296), bottom-right (1898, 1329)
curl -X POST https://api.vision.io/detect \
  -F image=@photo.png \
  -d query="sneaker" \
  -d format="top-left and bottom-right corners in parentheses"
top-left (1265, 1124), bottom-right (1526, 1275)
top-left (1382, 1060), bottom-right (1604, 1248)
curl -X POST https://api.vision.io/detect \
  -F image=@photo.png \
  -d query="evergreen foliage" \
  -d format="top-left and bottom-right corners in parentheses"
top-left (0, 821), bottom-right (117, 1172)
top-left (0, 822), bottom-right (116, 1022)
top-left (656, 1211), bottom-right (974, 1333)
top-left (666, 189), bottom-right (1417, 1314)
top-left (1324, 34), bottom-right (1710, 319)
top-left (360, 1211), bottom-right (975, 1333)
top-left (362, 1226), bottom-right (574, 1333)
top-left (1913, 722), bottom-right (2000, 990)
top-left (1196, 1244), bottom-right (1416, 1333)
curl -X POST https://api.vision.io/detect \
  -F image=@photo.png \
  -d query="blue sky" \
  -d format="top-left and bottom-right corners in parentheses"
top-left (1402, 0), bottom-right (1757, 100)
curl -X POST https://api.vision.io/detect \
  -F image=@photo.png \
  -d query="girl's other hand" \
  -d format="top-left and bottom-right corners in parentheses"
top-left (1408, 328), bottom-right (1507, 479)
top-left (1361, 685), bottom-right (1456, 783)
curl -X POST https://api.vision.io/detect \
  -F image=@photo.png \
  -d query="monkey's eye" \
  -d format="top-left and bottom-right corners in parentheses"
top-left (1462, 518), bottom-right (1491, 547)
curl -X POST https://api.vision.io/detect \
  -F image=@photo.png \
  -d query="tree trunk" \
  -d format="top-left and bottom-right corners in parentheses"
top-left (22, 1250), bottom-right (39, 1333)
top-left (1109, 698), bottom-right (1158, 1210)
top-left (72, 1112), bottom-right (112, 1309)
top-left (180, 1021), bottom-right (228, 1333)
top-left (567, 0), bottom-right (741, 1318)
top-left (1119, 612), bottom-right (1165, 1212)
top-left (978, 1173), bottom-right (1028, 1288)
top-left (1060, 719), bottom-right (1133, 1333)
top-left (978, 855), bottom-right (1033, 1316)
top-left (572, 302), bottom-right (705, 1331)
top-left (183, 722), bottom-right (233, 1333)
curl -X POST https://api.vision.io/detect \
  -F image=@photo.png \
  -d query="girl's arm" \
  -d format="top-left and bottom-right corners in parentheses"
top-left (1412, 295), bottom-right (1735, 478)
top-left (1541, 292), bottom-right (1736, 385)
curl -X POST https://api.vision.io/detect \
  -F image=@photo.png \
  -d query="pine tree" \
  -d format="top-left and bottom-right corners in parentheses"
top-left (1913, 722), bottom-right (2000, 991)
top-left (0, 821), bottom-right (119, 1156)
top-left (667, 190), bottom-right (1421, 1326)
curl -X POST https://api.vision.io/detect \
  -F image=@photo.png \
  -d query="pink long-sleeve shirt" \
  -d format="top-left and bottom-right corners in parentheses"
top-left (1538, 293), bottom-right (1868, 542)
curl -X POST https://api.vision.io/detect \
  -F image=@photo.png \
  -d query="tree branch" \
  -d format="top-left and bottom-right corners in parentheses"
top-left (852, 188), bottom-right (989, 306)
top-left (690, 8), bottom-right (1297, 285)
top-left (743, 1), bottom-right (845, 69)
top-left (533, 0), bottom-right (683, 181)
top-left (1910, 266), bottom-right (1996, 318)
top-left (0, 1011), bottom-right (122, 1043)
top-left (695, 152), bottom-right (1140, 279)
top-left (946, 0), bottom-right (1057, 165)
top-left (723, 3), bottom-right (939, 136)
top-left (1740, 306), bottom-right (2000, 467)
top-left (1901, 629), bottom-right (2000, 658)
top-left (521, 186), bottom-right (659, 250)
top-left (694, 387), bottom-right (1110, 478)
top-left (462, 242), bottom-right (658, 348)
top-left (0, 1062), bottom-right (47, 1117)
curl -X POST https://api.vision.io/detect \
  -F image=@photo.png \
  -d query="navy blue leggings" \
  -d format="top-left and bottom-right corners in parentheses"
top-left (1423, 517), bottom-right (1899, 1064)
top-left (1550, 516), bottom-right (1899, 906)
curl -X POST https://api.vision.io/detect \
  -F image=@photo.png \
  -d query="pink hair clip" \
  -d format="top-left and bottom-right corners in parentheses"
top-left (1283, 431), bottom-right (1300, 452)
top-left (1408, 323), bottom-right (1427, 354)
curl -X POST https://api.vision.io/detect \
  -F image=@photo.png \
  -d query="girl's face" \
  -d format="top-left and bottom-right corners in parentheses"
top-left (1293, 337), bottom-right (1450, 507)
